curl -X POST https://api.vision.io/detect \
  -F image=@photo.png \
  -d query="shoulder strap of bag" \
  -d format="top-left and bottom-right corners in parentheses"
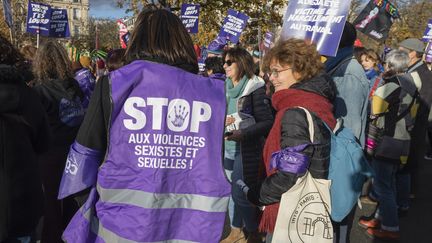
top-left (371, 77), bottom-right (419, 122)
top-left (296, 107), bottom-right (315, 143)
top-left (395, 90), bottom-right (419, 122)
top-left (368, 76), bottom-right (382, 99)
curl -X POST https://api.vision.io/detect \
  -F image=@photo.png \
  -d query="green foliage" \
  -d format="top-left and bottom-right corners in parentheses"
top-left (41, 18), bottom-right (121, 52)
top-left (353, 0), bottom-right (432, 51)
top-left (116, 0), bottom-right (284, 46)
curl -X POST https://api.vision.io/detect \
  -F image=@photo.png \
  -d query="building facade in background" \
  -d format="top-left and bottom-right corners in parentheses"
top-left (46, 0), bottom-right (89, 36)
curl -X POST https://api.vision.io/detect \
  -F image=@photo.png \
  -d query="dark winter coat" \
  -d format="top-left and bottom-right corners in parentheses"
top-left (247, 73), bottom-right (336, 233)
top-left (0, 65), bottom-right (50, 240)
top-left (33, 77), bottom-right (85, 147)
top-left (406, 61), bottom-right (432, 172)
top-left (248, 74), bottom-right (336, 206)
top-left (236, 77), bottom-right (274, 187)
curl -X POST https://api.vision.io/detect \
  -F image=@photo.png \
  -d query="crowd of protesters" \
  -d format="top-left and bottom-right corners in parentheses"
top-left (1, 6), bottom-right (432, 243)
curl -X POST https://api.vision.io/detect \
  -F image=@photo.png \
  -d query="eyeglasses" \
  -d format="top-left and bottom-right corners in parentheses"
top-left (224, 60), bottom-right (236, 66)
top-left (269, 68), bottom-right (292, 78)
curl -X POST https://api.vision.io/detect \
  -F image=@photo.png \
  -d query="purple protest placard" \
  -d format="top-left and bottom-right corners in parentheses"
top-left (2, 0), bottom-right (13, 28)
top-left (281, 0), bottom-right (351, 57)
top-left (219, 9), bottom-right (249, 44)
top-left (425, 42), bottom-right (432, 63)
top-left (422, 19), bottom-right (432, 43)
top-left (49, 8), bottom-right (70, 38)
top-left (180, 3), bottom-right (200, 34)
top-left (264, 32), bottom-right (274, 49)
top-left (26, 1), bottom-right (51, 36)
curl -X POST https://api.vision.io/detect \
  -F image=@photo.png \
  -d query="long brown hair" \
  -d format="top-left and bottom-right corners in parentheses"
top-left (125, 9), bottom-right (198, 73)
top-left (33, 40), bottom-right (73, 82)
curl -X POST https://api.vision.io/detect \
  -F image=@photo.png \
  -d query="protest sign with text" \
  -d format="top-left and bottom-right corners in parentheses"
top-left (49, 8), bottom-right (70, 38)
top-left (280, 0), bottom-right (351, 57)
top-left (353, 0), bottom-right (399, 42)
top-left (219, 9), bottom-right (249, 44)
top-left (26, 1), bottom-right (51, 36)
top-left (425, 42), bottom-right (432, 63)
top-left (422, 19), bottom-right (432, 43)
top-left (180, 4), bottom-right (200, 34)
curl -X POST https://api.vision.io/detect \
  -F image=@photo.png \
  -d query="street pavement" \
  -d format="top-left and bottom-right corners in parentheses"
top-left (222, 157), bottom-right (432, 243)
top-left (350, 157), bottom-right (432, 243)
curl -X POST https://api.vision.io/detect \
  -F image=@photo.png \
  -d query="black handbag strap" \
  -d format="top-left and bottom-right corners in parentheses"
top-left (395, 90), bottom-right (418, 122)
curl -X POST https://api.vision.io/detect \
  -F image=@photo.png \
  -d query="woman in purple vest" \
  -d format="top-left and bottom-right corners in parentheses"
top-left (58, 6), bottom-right (231, 243)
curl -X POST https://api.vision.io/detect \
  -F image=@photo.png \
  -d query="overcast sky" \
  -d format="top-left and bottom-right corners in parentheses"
top-left (89, 0), bottom-right (131, 19)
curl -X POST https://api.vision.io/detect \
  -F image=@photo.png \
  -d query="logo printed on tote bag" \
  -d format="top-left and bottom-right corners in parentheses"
top-left (289, 192), bottom-right (333, 242)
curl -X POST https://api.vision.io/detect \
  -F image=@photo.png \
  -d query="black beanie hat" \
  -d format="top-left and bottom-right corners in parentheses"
top-left (338, 22), bottom-right (357, 49)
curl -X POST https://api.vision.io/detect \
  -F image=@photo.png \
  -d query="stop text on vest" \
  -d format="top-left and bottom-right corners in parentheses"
top-left (123, 97), bottom-right (212, 133)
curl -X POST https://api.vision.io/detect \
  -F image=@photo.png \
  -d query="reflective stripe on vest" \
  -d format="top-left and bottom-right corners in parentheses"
top-left (97, 184), bottom-right (229, 213)
top-left (82, 206), bottom-right (199, 243)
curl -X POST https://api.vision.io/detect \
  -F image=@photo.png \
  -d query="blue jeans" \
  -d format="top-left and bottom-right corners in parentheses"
top-left (224, 154), bottom-right (259, 232)
top-left (396, 172), bottom-right (410, 209)
top-left (372, 160), bottom-right (399, 231)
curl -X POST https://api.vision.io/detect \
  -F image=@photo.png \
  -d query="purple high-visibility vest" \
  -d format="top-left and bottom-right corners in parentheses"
top-left (61, 61), bottom-right (230, 243)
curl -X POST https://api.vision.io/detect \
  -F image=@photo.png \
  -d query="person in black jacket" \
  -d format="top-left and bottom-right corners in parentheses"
top-left (221, 47), bottom-right (274, 243)
top-left (32, 40), bottom-right (85, 243)
top-left (245, 39), bottom-right (337, 241)
top-left (398, 38), bottom-right (432, 207)
top-left (0, 36), bottom-right (50, 243)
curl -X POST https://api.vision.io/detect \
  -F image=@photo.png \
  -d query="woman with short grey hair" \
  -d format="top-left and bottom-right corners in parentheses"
top-left (385, 50), bottom-right (410, 73)
top-left (359, 49), bottom-right (419, 240)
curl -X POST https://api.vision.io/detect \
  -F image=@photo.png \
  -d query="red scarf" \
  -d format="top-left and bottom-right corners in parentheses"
top-left (259, 88), bottom-right (336, 233)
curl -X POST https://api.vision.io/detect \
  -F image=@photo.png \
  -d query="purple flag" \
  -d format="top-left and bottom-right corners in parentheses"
top-left (49, 8), bottom-right (70, 38)
top-left (219, 9), bottom-right (249, 44)
top-left (2, 0), bottom-right (13, 28)
top-left (180, 3), bottom-right (200, 34)
top-left (422, 19), bottom-right (432, 43)
top-left (264, 32), bottom-right (274, 49)
top-left (425, 42), bottom-right (432, 63)
top-left (281, 0), bottom-right (352, 57)
top-left (26, 1), bottom-right (51, 36)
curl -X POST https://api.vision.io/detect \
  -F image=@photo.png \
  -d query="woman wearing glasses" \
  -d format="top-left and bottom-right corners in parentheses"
top-left (221, 47), bottom-right (274, 243)
top-left (245, 39), bottom-right (337, 241)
